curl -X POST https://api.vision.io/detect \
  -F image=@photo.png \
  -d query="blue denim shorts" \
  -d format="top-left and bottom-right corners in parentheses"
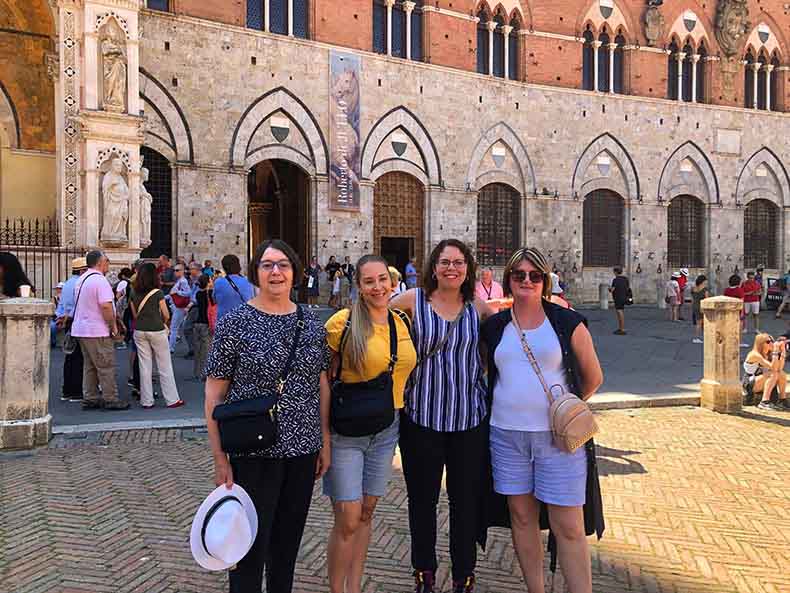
top-left (490, 426), bottom-right (587, 507)
top-left (323, 414), bottom-right (400, 501)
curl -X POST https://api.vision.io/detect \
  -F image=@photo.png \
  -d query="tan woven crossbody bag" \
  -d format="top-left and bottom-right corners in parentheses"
top-left (511, 313), bottom-right (598, 453)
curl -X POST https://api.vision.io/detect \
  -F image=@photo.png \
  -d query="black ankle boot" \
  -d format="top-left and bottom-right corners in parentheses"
top-left (452, 575), bottom-right (475, 593)
top-left (414, 570), bottom-right (435, 593)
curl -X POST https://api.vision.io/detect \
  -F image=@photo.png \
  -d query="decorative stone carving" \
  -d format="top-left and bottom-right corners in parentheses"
top-left (45, 52), bottom-right (59, 81)
top-left (715, 0), bottom-right (750, 58)
top-left (139, 156), bottom-right (153, 248)
top-left (644, 4), bottom-right (665, 47)
top-left (100, 21), bottom-right (128, 113)
top-left (101, 158), bottom-right (130, 244)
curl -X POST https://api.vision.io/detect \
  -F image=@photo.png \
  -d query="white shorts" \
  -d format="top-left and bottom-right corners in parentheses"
top-left (744, 301), bottom-right (760, 315)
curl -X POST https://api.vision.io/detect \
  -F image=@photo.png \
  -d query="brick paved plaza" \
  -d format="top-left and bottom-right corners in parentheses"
top-left (1, 406), bottom-right (788, 593)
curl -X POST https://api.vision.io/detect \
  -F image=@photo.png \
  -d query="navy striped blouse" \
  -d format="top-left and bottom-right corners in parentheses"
top-left (404, 289), bottom-right (488, 432)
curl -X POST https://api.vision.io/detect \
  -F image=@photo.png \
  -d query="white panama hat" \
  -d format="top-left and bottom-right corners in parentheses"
top-left (190, 484), bottom-right (258, 571)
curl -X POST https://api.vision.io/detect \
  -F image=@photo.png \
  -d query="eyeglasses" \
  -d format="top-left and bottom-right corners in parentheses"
top-left (437, 259), bottom-right (467, 269)
top-left (259, 260), bottom-right (293, 272)
top-left (511, 270), bottom-right (544, 284)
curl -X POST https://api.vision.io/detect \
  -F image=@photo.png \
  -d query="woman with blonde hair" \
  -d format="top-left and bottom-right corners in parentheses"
top-left (389, 266), bottom-right (408, 298)
top-left (324, 254), bottom-right (417, 593)
top-left (743, 333), bottom-right (790, 411)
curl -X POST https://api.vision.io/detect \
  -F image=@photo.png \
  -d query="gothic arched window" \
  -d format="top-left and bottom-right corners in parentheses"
top-left (682, 42), bottom-right (694, 102)
top-left (613, 33), bottom-right (625, 94)
top-left (597, 31), bottom-right (610, 92)
top-left (477, 9), bottom-right (490, 75)
top-left (582, 28), bottom-right (595, 91)
top-left (696, 43), bottom-right (707, 103)
top-left (477, 183), bottom-right (520, 267)
top-left (492, 14), bottom-right (505, 78)
top-left (509, 18), bottom-right (520, 80)
top-left (667, 40), bottom-right (679, 100)
top-left (756, 54), bottom-right (768, 110)
top-left (744, 50), bottom-right (755, 108)
top-left (668, 195), bottom-right (705, 268)
top-left (583, 189), bottom-right (625, 267)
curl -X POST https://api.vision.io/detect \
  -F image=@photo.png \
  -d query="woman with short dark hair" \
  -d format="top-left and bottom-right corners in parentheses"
top-left (390, 239), bottom-right (494, 593)
top-left (204, 239), bottom-right (331, 593)
top-left (0, 251), bottom-right (33, 298)
top-left (129, 263), bottom-right (183, 409)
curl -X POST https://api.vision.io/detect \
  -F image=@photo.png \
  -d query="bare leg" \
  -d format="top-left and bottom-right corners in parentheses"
top-left (508, 494), bottom-right (545, 593)
top-left (615, 310), bottom-right (625, 332)
top-left (761, 373), bottom-right (777, 403)
top-left (547, 504), bottom-right (592, 593)
top-left (347, 496), bottom-right (379, 593)
top-left (777, 371), bottom-right (787, 400)
top-left (327, 500), bottom-right (362, 593)
top-left (753, 313), bottom-right (760, 333)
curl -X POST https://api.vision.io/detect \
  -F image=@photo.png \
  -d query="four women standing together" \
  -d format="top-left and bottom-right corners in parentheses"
top-left (203, 238), bottom-right (605, 593)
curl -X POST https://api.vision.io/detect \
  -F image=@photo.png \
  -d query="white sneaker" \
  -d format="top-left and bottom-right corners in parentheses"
top-left (692, 338), bottom-right (703, 344)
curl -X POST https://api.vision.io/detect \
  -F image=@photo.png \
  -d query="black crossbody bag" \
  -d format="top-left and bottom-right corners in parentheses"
top-left (212, 306), bottom-right (305, 454)
top-left (330, 311), bottom-right (399, 437)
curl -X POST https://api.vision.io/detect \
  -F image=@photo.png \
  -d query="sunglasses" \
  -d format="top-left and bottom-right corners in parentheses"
top-left (511, 270), bottom-right (544, 284)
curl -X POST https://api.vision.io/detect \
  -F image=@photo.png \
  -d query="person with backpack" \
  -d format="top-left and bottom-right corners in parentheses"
top-left (323, 255), bottom-right (417, 593)
top-left (213, 254), bottom-right (255, 321)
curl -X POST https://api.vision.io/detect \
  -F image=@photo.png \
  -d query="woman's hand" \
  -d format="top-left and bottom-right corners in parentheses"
top-left (315, 439), bottom-right (331, 480)
top-left (213, 453), bottom-right (234, 489)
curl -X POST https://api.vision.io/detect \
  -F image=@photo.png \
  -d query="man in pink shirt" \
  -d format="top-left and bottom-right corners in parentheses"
top-left (70, 250), bottom-right (129, 410)
top-left (475, 267), bottom-right (504, 302)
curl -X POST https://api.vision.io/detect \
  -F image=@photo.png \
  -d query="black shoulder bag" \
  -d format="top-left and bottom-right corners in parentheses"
top-left (330, 311), bottom-right (398, 437)
top-left (212, 306), bottom-right (305, 454)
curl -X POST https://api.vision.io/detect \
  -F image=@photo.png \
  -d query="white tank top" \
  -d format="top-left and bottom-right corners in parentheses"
top-left (491, 318), bottom-right (570, 432)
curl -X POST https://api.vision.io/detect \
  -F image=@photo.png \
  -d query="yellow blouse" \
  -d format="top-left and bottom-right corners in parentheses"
top-left (325, 308), bottom-right (417, 409)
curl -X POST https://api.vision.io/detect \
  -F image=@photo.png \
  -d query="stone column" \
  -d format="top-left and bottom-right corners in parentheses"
top-left (487, 21), bottom-right (497, 76)
top-left (676, 51), bottom-right (686, 101)
top-left (700, 296), bottom-right (743, 413)
top-left (750, 62), bottom-right (761, 109)
top-left (607, 42), bottom-right (617, 93)
top-left (0, 298), bottom-right (54, 449)
top-left (404, 1), bottom-right (415, 60)
top-left (765, 64), bottom-right (774, 111)
top-left (691, 53), bottom-right (701, 102)
top-left (287, 0), bottom-right (294, 36)
top-left (502, 25), bottom-right (513, 79)
top-left (264, 0), bottom-right (270, 32)
top-left (592, 40), bottom-right (602, 90)
top-left (386, 0), bottom-right (395, 56)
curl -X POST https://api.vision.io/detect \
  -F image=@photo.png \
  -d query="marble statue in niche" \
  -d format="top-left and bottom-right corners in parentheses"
top-left (644, 1), bottom-right (665, 47)
top-left (140, 156), bottom-right (153, 247)
top-left (715, 0), bottom-right (750, 58)
top-left (100, 21), bottom-right (127, 112)
top-left (101, 158), bottom-right (129, 243)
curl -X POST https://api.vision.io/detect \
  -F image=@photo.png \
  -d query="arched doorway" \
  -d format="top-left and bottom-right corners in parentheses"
top-left (744, 199), bottom-right (779, 269)
top-left (583, 189), bottom-right (625, 267)
top-left (140, 146), bottom-right (173, 258)
top-left (477, 183), bottom-right (520, 267)
top-left (373, 171), bottom-right (424, 279)
top-left (667, 195), bottom-right (705, 268)
top-left (247, 159), bottom-right (311, 274)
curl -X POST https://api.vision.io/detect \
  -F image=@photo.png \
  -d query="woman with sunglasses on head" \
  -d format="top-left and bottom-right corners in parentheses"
top-left (390, 239), bottom-right (495, 593)
top-left (743, 333), bottom-right (790, 411)
top-left (323, 255), bottom-right (417, 593)
top-left (480, 248), bottom-right (604, 593)
top-left (204, 240), bottom-right (332, 593)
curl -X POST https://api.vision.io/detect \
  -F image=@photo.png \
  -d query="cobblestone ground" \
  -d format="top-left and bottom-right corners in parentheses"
top-left (1, 407), bottom-right (788, 593)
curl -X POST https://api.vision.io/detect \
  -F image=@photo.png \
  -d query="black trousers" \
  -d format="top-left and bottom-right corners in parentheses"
top-left (399, 412), bottom-right (487, 581)
top-left (229, 452), bottom-right (318, 593)
top-left (62, 340), bottom-right (84, 398)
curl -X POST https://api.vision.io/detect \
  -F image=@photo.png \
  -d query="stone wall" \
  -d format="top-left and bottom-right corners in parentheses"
top-left (138, 10), bottom-right (790, 302)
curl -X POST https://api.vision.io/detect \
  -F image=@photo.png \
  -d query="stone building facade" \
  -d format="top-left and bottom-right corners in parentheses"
top-left (2, 0), bottom-right (790, 302)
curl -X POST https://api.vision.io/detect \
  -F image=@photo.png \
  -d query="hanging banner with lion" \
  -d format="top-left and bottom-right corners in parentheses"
top-left (329, 51), bottom-right (361, 211)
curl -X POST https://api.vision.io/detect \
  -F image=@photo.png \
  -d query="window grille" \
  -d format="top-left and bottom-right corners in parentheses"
top-left (147, 0), bottom-right (170, 11)
top-left (667, 195), bottom-right (705, 268)
top-left (583, 190), bottom-right (624, 267)
top-left (410, 8), bottom-right (422, 61)
top-left (477, 184), bottom-right (520, 267)
top-left (293, 0), bottom-right (308, 38)
top-left (373, 1), bottom-right (386, 54)
top-left (270, 0), bottom-right (287, 35)
top-left (582, 30), bottom-right (594, 90)
top-left (744, 199), bottom-right (778, 269)
top-left (140, 147), bottom-right (173, 259)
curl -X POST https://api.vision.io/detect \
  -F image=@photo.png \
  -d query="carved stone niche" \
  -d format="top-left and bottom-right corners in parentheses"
top-left (99, 154), bottom-right (131, 246)
top-left (715, 0), bottom-right (750, 58)
top-left (98, 18), bottom-right (128, 113)
top-left (644, 5), bottom-right (665, 47)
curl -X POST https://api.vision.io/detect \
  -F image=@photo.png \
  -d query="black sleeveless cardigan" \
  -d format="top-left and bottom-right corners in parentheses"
top-left (477, 300), bottom-right (605, 569)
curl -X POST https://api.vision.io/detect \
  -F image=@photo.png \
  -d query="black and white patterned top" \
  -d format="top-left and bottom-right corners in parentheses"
top-left (205, 303), bottom-right (330, 458)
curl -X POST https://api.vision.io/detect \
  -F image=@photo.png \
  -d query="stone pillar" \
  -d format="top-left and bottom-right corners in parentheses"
top-left (592, 40), bottom-right (602, 90)
top-left (750, 62), bottom-right (761, 109)
top-left (386, 0), bottom-right (395, 56)
top-left (676, 52), bottom-right (686, 101)
top-left (487, 21), bottom-right (497, 76)
top-left (287, 0), bottom-right (294, 36)
top-left (765, 64), bottom-right (774, 111)
top-left (0, 298), bottom-right (54, 449)
top-left (700, 296), bottom-right (743, 413)
top-left (502, 25), bottom-right (513, 80)
top-left (404, 1), bottom-right (415, 60)
top-left (607, 42), bottom-right (617, 93)
top-left (691, 54), bottom-right (701, 102)
top-left (264, 0), bottom-right (270, 32)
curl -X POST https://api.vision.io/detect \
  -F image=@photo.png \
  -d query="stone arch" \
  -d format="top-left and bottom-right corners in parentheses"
top-left (0, 80), bottom-right (20, 149)
top-left (574, 0), bottom-right (638, 42)
top-left (658, 141), bottom-right (719, 205)
top-left (230, 87), bottom-right (328, 174)
top-left (744, 15), bottom-right (788, 61)
top-left (662, 144), bottom-right (716, 203)
top-left (466, 121), bottom-right (536, 196)
top-left (139, 68), bottom-right (193, 163)
top-left (659, 0), bottom-right (721, 54)
top-left (362, 106), bottom-right (441, 186)
top-left (370, 158), bottom-right (429, 186)
top-left (245, 145), bottom-right (316, 178)
top-left (572, 133), bottom-right (639, 202)
top-left (736, 147), bottom-right (790, 208)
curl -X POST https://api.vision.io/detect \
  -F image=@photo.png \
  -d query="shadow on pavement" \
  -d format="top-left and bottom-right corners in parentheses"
top-left (595, 445), bottom-right (647, 477)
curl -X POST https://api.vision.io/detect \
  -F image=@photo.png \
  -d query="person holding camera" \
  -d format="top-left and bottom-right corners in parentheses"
top-left (743, 333), bottom-right (790, 411)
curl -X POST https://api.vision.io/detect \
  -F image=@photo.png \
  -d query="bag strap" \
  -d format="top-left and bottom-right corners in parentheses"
top-left (275, 305), bottom-right (305, 395)
top-left (225, 275), bottom-right (244, 303)
top-left (335, 310), bottom-right (398, 382)
top-left (133, 289), bottom-right (160, 319)
top-left (510, 309), bottom-right (561, 406)
top-left (70, 272), bottom-right (101, 321)
top-left (423, 304), bottom-right (465, 360)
